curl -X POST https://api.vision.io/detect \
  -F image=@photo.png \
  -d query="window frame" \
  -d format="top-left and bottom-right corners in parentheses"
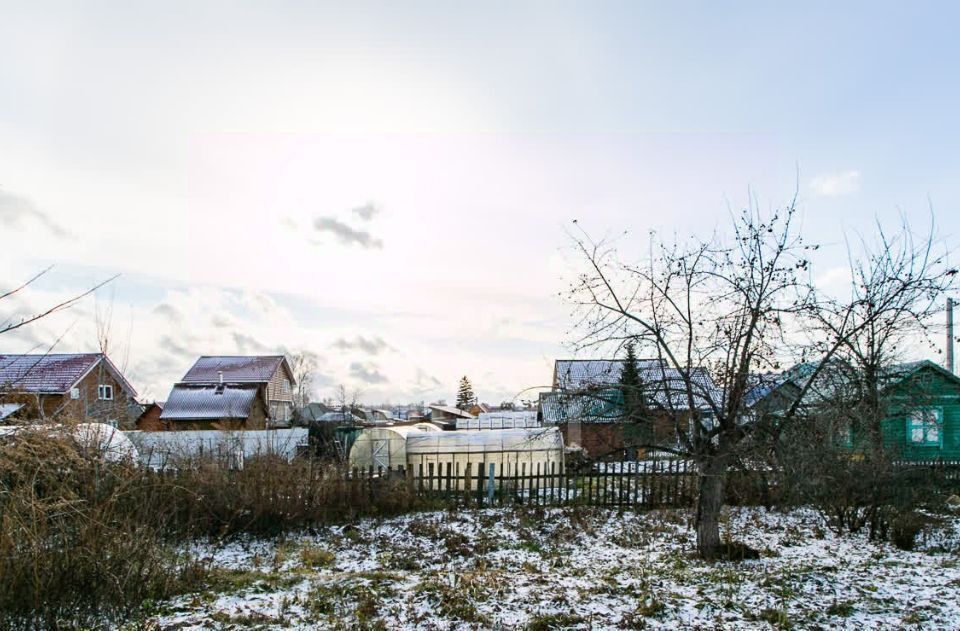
top-left (907, 407), bottom-right (943, 447)
top-left (97, 384), bottom-right (114, 401)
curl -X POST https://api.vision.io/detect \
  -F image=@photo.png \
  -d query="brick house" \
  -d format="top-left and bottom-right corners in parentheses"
top-left (0, 353), bottom-right (139, 428)
top-left (541, 359), bottom-right (717, 460)
top-left (157, 355), bottom-right (294, 430)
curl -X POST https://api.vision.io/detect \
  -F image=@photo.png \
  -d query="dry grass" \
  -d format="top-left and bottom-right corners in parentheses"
top-left (0, 425), bottom-right (421, 629)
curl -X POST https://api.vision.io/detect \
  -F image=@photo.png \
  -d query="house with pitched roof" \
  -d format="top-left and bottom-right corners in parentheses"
top-left (157, 355), bottom-right (295, 430)
top-left (760, 359), bottom-right (960, 462)
top-left (0, 353), bottom-right (139, 428)
top-left (541, 358), bottom-right (720, 460)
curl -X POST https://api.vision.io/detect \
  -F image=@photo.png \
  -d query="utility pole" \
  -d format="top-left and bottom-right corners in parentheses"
top-left (948, 297), bottom-right (955, 374)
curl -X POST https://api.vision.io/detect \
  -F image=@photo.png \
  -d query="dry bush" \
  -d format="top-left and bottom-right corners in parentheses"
top-left (0, 429), bottom-right (208, 629)
top-left (0, 427), bottom-right (421, 628)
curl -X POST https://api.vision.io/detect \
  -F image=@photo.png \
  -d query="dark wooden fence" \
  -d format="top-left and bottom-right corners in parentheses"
top-left (349, 459), bottom-right (697, 509)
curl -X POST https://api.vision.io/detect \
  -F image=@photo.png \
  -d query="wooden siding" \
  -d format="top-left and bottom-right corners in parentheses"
top-left (879, 367), bottom-right (960, 461)
top-left (32, 361), bottom-right (136, 428)
top-left (163, 397), bottom-right (269, 431)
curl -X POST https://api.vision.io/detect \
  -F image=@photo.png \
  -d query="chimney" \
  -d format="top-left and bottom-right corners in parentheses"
top-left (218, 370), bottom-right (224, 384)
top-left (948, 297), bottom-right (955, 374)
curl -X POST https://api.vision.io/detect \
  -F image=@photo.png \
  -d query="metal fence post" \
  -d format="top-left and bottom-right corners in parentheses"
top-left (487, 462), bottom-right (495, 503)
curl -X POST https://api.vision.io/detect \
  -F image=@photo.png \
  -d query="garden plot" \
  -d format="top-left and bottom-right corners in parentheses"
top-left (155, 506), bottom-right (960, 629)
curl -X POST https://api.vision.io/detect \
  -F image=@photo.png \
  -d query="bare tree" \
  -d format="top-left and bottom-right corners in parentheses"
top-left (334, 384), bottom-right (362, 422)
top-left (779, 216), bottom-right (958, 538)
top-left (567, 201), bottom-right (851, 558)
top-left (1, 267), bottom-right (118, 337)
top-left (289, 351), bottom-right (318, 411)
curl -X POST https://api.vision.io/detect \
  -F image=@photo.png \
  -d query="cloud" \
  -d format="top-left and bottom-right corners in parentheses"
top-left (414, 367), bottom-right (442, 388)
top-left (232, 332), bottom-right (270, 354)
top-left (0, 188), bottom-right (70, 237)
top-left (332, 335), bottom-right (393, 355)
top-left (349, 361), bottom-right (388, 384)
top-left (313, 217), bottom-right (383, 249)
top-left (810, 170), bottom-right (860, 197)
top-left (351, 202), bottom-right (380, 221)
top-left (158, 334), bottom-right (195, 359)
top-left (152, 303), bottom-right (182, 324)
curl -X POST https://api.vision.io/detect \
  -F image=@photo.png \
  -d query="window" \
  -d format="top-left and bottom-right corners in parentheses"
top-left (97, 384), bottom-right (114, 401)
top-left (282, 379), bottom-right (291, 394)
top-left (836, 424), bottom-right (853, 448)
top-left (907, 408), bottom-right (942, 446)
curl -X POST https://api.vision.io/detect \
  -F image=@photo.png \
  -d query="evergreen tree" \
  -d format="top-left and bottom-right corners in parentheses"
top-left (456, 376), bottom-right (476, 410)
top-left (619, 342), bottom-right (651, 448)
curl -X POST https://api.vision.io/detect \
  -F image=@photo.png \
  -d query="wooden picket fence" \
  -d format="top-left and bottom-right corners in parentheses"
top-left (348, 459), bottom-right (697, 509)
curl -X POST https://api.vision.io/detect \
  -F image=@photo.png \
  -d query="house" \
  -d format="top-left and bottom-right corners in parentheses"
top-left (159, 383), bottom-right (269, 430)
top-left (428, 404), bottom-right (474, 429)
top-left (179, 356), bottom-right (296, 422)
top-left (0, 353), bottom-right (139, 428)
top-left (543, 359), bottom-right (720, 460)
top-left (468, 402), bottom-right (491, 416)
top-left (298, 402), bottom-right (331, 423)
top-left (772, 359), bottom-right (960, 462)
top-left (157, 355), bottom-right (295, 430)
top-left (135, 401), bottom-right (165, 431)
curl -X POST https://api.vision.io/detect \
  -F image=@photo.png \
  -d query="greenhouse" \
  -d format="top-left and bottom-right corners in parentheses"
top-left (347, 422), bottom-right (442, 470)
top-left (350, 425), bottom-right (565, 489)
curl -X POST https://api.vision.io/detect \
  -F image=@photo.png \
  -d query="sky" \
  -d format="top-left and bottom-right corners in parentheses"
top-left (1, 1), bottom-right (959, 404)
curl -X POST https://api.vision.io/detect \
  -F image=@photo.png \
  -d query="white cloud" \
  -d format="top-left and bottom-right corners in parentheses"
top-left (810, 170), bottom-right (861, 197)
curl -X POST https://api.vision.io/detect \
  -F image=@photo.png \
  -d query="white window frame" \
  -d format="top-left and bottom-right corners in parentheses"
top-left (97, 384), bottom-right (114, 401)
top-left (282, 379), bottom-right (290, 394)
top-left (907, 408), bottom-right (942, 446)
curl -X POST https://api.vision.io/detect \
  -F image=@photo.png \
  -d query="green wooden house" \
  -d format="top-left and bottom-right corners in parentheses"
top-left (774, 360), bottom-right (960, 462)
top-left (877, 361), bottom-right (960, 461)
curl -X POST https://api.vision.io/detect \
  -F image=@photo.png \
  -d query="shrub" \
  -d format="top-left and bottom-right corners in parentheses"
top-left (0, 424), bottom-right (424, 628)
top-left (890, 511), bottom-right (928, 551)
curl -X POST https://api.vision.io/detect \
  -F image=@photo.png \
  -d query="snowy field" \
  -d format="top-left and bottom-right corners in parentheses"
top-left (154, 506), bottom-right (960, 630)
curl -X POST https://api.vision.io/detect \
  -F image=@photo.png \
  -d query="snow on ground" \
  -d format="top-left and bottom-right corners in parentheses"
top-left (155, 506), bottom-right (960, 629)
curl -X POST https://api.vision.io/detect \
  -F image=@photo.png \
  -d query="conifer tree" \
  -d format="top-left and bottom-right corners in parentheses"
top-left (619, 342), bottom-right (651, 447)
top-left (456, 376), bottom-right (476, 410)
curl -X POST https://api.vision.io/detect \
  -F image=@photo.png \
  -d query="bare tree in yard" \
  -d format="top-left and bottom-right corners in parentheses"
top-left (567, 203), bottom-right (848, 558)
top-left (780, 217), bottom-right (958, 539)
top-left (1, 266), bottom-right (117, 338)
top-left (289, 351), bottom-right (318, 411)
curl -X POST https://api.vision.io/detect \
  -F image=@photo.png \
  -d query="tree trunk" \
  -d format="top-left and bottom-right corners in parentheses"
top-left (695, 460), bottom-right (726, 559)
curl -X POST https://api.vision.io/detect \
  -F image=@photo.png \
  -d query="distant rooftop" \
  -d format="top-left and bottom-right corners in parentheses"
top-left (160, 384), bottom-right (259, 421)
top-left (181, 355), bottom-right (292, 385)
top-left (0, 353), bottom-right (136, 395)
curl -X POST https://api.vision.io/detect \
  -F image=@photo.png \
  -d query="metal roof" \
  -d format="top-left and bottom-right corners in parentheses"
top-left (159, 384), bottom-right (259, 420)
top-left (0, 403), bottom-right (23, 420)
top-left (553, 359), bottom-right (720, 410)
top-left (181, 355), bottom-right (293, 385)
top-left (429, 404), bottom-right (475, 419)
top-left (0, 353), bottom-right (136, 395)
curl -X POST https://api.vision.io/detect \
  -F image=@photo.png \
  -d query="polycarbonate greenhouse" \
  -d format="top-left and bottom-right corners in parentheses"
top-left (348, 422), bottom-right (442, 470)
top-left (349, 424), bottom-right (565, 488)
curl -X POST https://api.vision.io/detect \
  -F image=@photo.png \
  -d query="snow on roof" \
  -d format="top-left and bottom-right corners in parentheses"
top-left (181, 355), bottom-right (292, 385)
top-left (0, 403), bottom-right (23, 420)
top-left (0, 353), bottom-right (136, 395)
top-left (428, 404), bottom-right (474, 419)
top-left (160, 384), bottom-right (259, 420)
top-left (406, 427), bottom-right (563, 454)
top-left (457, 410), bottom-right (541, 430)
top-left (553, 358), bottom-right (720, 410)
